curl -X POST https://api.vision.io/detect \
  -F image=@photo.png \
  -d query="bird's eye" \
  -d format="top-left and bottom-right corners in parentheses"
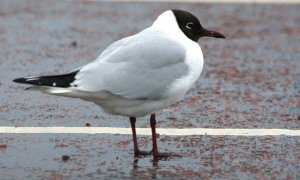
top-left (186, 22), bottom-right (194, 30)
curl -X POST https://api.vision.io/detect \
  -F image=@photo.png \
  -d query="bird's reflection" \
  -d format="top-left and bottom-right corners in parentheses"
top-left (132, 153), bottom-right (182, 178)
top-left (133, 158), bottom-right (139, 170)
top-left (132, 157), bottom-right (160, 170)
top-left (132, 157), bottom-right (159, 178)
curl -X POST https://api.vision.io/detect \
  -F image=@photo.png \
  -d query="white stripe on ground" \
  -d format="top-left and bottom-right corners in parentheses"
top-left (0, 127), bottom-right (299, 136)
top-left (99, 0), bottom-right (300, 4)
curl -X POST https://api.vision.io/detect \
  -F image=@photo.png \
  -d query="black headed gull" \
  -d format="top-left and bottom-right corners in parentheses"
top-left (14, 9), bottom-right (225, 157)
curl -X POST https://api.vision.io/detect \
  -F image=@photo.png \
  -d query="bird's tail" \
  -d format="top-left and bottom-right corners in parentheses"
top-left (13, 71), bottom-right (116, 103)
top-left (25, 86), bottom-right (85, 99)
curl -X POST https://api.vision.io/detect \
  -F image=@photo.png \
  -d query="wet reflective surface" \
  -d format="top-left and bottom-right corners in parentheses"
top-left (1, 134), bottom-right (299, 178)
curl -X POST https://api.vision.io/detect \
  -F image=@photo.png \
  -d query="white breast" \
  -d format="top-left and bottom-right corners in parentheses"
top-left (151, 10), bottom-right (204, 101)
top-left (163, 41), bottom-right (204, 100)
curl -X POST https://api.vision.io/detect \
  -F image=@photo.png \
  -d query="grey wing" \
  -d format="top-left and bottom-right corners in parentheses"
top-left (95, 35), bottom-right (132, 61)
top-left (74, 35), bottom-right (188, 100)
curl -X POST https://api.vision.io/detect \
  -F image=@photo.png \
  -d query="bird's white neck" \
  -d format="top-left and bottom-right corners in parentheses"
top-left (151, 10), bottom-right (190, 43)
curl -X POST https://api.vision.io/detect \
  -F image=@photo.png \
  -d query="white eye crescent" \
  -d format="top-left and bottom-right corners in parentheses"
top-left (186, 22), bottom-right (194, 29)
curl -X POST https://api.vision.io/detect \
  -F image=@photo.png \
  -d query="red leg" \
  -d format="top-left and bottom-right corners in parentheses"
top-left (130, 115), bottom-right (178, 158)
top-left (130, 117), bottom-right (151, 157)
top-left (150, 114), bottom-right (159, 156)
top-left (130, 117), bottom-right (139, 156)
top-left (150, 114), bottom-right (180, 159)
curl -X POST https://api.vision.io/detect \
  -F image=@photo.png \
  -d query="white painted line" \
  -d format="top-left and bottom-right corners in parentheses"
top-left (94, 0), bottom-right (300, 4)
top-left (0, 127), bottom-right (299, 136)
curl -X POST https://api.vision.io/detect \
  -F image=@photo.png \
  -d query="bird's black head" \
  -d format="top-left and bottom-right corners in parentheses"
top-left (172, 9), bottom-right (225, 42)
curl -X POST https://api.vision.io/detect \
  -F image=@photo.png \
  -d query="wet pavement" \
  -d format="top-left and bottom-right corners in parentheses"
top-left (0, 0), bottom-right (299, 179)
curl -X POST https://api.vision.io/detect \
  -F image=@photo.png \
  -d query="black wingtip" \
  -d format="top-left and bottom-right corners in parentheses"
top-left (13, 78), bottom-right (27, 83)
top-left (12, 71), bottom-right (79, 87)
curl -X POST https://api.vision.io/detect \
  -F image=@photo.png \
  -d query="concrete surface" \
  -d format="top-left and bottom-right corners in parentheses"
top-left (0, 0), bottom-right (299, 179)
